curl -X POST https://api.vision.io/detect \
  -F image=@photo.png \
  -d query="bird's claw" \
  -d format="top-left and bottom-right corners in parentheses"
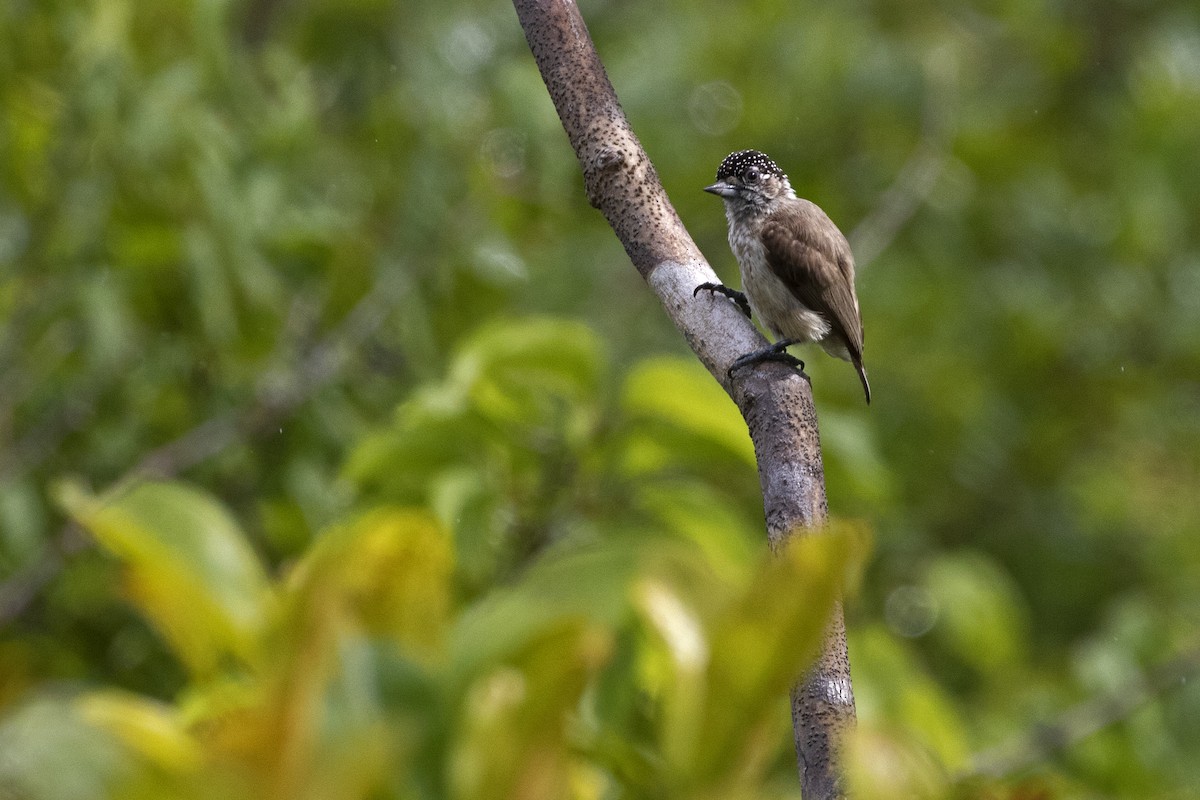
top-left (726, 340), bottom-right (805, 381)
top-left (694, 282), bottom-right (752, 319)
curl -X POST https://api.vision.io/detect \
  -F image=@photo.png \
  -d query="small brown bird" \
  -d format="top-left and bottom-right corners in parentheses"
top-left (696, 149), bottom-right (871, 404)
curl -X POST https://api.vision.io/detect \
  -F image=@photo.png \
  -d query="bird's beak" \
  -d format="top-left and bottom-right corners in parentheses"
top-left (704, 180), bottom-right (737, 198)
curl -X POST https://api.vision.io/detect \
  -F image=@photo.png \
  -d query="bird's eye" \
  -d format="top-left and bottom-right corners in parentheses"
top-left (744, 168), bottom-right (760, 184)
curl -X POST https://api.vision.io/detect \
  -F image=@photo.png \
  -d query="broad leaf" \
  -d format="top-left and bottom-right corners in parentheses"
top-left (61, 481), bottom-right (271, 676)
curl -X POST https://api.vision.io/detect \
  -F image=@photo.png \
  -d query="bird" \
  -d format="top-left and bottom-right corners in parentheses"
top-left (695, 149), bottom-right (871, 404)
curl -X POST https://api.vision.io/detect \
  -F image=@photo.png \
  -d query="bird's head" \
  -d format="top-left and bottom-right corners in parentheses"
top-left (704, 150), bottom-right (795, 217)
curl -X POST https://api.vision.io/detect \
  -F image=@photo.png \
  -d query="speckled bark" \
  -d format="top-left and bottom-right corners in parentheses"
top-left (735, 366), bottom-right (856, 800)
top-left (512, 2), bottom-right (855, 797)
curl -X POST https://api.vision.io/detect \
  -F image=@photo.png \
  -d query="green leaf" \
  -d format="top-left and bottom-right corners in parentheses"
top-left (633, 479), bottom-right (759, 583)
top-left (621, 356), bottom-right (756, 467)
top-left (343, 396), bottom-right (487, 495)
top-left (76, 690), bottom-right (200, 774)
top-left (344, 316), bottom-right (605, 496)
top-left (429, 466), bottom-right (506, 590)
top-left (848, 626), bottom-right (969, 771)
top-left (450, 620), bottom-right (612, 800)
top-left (844, 725), bottom-right (949, 800)
top-left (290, 507), bottom-right (453, 655)
top-left (641, 524), bottom-right (862, 789)
top-left (924, 551), bottom-right (1030, 680)
top-left (456, 316), bottom-right (605, 429)
top-left (0, 697), bottom-right (128, 800)
top-left (448, 540), bottom-right (639, 691)
top-left (60, 481), bottom-right (271, 676)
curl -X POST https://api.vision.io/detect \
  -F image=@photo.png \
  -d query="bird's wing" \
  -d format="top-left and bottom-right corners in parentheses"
top-left (760, 203), bottom-right (865, 359)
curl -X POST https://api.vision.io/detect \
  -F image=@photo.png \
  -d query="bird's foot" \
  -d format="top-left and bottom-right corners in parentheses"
top-left (727, 340), bottom-right (805, 380)
top-left (694, 282), bottom-right (752, 319)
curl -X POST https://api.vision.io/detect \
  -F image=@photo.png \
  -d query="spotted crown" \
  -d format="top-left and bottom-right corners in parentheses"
top-left (715, 149), bottom-right (786, 181)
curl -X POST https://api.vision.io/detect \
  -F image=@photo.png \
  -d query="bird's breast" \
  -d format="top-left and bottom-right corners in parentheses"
top-left (728, 224), bottom-right (831, 345)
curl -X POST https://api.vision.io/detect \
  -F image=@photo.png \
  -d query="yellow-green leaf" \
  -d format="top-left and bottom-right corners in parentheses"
top-left (659, 524), bottom-right (861, 787)
top-left (451, 621), bottom-right (612, 800)
top-left (622, 357), bottom-right (756, 466)
top-left (291, 507), bottom-right (454, 654)
top-left (76, 690), bottom-right (200, 774)
top-left (60, 480), bottom-right (271, 676)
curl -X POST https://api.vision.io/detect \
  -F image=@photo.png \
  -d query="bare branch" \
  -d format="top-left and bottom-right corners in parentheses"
top-left (511, 2), bottom-right (854, 796)
top-left (962, 643), bottom-right (1200, 781)
top-left (0, 525), bottom-right (88, 629)
top-left (849, 62), bottom-right (957, 269)
top-left (0, 383), bottom-right (105, 480)
top-left (0, 274), bottom-right (404, 626)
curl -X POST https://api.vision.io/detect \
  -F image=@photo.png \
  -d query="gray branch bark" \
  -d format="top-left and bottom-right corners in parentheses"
top-left (511, 2), bottom-right (855, 797)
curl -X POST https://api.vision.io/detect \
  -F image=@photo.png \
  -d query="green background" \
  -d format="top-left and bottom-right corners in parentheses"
top-left (1, 0), bottom-right (1198, 797)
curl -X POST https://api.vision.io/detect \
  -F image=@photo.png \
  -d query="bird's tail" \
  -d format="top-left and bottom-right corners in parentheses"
top-left (854, 359), bottom-right (871, 405)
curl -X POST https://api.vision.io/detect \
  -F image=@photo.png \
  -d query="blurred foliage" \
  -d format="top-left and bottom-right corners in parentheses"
top-left (4, 477), bottom-right (854, 800)
top-left (1, 0), bottom-right (1198, 797)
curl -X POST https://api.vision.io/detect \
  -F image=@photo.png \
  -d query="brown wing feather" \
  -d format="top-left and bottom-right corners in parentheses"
top-left (760, 203), bottom-right (865, 359)
top-left (761, 202), bottom-right (871, 403)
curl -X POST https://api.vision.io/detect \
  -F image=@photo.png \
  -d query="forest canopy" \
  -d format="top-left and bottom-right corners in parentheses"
top-left (1, 0), bottom-right (1198, 798)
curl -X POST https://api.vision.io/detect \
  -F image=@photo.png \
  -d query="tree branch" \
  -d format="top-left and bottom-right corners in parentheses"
top-left (511, 2), bottom-right (854, 796)
top-left (961, 643), bottom-right (1200, 781)
top-left (849, 60), bottom-right (956, 269)
top-left (0, 274), bottom-right (404, 626)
